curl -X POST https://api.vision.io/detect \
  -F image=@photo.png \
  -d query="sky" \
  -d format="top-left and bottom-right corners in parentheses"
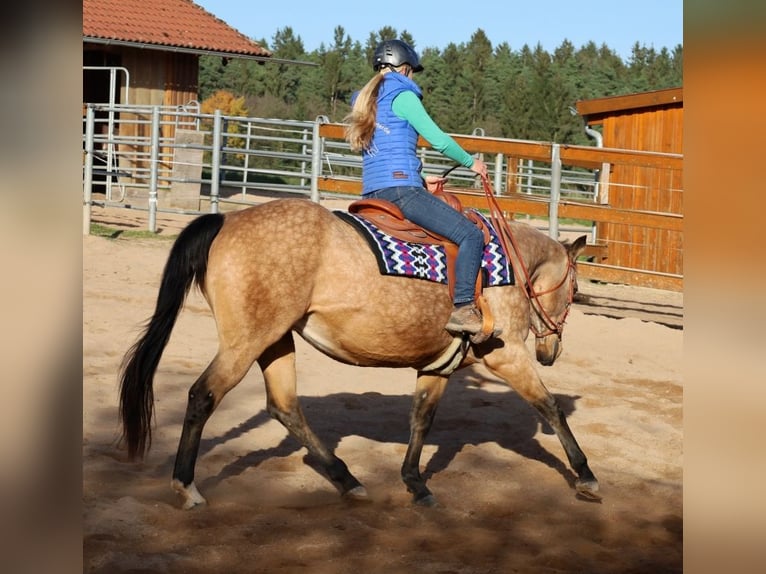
top-left (194, 0), bottom-right (683, 62)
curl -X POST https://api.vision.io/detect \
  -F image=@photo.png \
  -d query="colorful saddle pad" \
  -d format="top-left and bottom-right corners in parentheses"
top-left (335, 209), bottom-right (514, 287)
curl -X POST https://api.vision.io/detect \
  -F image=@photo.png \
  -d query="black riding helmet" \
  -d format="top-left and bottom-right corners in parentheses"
top-left (372, 39), bottom-right (424, 73)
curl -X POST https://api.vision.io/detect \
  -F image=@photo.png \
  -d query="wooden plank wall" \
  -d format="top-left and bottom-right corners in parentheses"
top-left (596, 105), bottom-right (683, 275)
top-left (112, 49), bottom-right (199, 186)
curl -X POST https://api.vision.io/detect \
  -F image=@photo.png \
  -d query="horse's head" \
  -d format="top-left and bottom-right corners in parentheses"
top-left (529, 235), bottom-right (587, 366)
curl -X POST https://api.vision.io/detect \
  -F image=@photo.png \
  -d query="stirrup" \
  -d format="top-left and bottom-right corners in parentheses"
top-left (470, 296), bottom-right (502, 343)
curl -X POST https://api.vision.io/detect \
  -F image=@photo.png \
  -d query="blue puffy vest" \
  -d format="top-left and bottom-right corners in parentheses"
top-left (360, 73), bottom-right (424, 195)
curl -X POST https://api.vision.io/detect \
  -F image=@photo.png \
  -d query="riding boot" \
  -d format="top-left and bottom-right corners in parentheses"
top-left (444, 303), bottom-right (484, 334)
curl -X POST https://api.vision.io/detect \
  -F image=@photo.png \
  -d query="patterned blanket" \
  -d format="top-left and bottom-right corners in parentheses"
top-left (335, 209), bottom-right (514, 287)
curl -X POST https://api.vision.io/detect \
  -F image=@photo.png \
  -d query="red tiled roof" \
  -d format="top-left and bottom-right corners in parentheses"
top-left (83, 0), bottom-right (271, 58)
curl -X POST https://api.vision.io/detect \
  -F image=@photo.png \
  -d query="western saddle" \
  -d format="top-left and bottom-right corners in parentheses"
top-left (347, 188), bottom-right (497, 341)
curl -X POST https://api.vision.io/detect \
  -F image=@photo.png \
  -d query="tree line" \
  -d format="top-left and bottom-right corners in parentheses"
top-left (199, 26), bottom-right (682, 146)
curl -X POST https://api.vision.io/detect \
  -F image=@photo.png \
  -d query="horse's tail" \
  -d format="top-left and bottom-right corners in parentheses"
top-left (118, 213), bottom-right (225, 460)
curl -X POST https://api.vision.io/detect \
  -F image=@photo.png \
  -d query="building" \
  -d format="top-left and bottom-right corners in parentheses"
top-left (83, 0), bottom-right (275, 206)
top-left (83, 0), bottom-right (272, 110)
top-left (576, 87), bottom-right (683, 276)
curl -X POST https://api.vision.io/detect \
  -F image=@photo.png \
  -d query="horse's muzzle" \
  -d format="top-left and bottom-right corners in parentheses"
top-left (535, 334), bottom-right (561, 366)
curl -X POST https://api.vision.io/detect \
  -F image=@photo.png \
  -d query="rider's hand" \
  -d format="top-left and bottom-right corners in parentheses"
top-left (423, 175), bottom-right (446, 193)
top-left (470, 158), bottom-right (488, 179)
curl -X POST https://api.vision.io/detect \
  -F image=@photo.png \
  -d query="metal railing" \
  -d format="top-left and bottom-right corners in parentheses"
top-left (83, 103), bottom-right (599, 230)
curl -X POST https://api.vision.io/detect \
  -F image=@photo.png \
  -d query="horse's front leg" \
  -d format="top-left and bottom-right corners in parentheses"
top-left (483, 347), bottom-right (600, 500)
top-left (533, 388), bottom-right (600, 499)
top-left (401, 372), bottom-right (449, 506)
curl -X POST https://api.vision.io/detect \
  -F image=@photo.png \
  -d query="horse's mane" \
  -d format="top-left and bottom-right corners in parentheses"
top-left (504, 219), bottom-right (565, 263)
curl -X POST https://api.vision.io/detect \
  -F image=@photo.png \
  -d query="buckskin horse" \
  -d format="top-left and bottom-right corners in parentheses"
top-left (118, 188), bottom-right (599, 509)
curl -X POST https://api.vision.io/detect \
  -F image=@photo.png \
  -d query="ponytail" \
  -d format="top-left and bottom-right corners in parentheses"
top-left (343, 73), bottom-right (385, 152)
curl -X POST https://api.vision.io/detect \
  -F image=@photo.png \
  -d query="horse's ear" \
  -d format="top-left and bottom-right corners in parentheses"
top-left (569, 235), bottom-right (588, 260)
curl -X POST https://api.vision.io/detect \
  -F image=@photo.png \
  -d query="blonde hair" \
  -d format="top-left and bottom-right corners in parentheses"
top-left (344, 66), bottom-right (409, 152)
top-left (343, 73), bottom-right (383, 152)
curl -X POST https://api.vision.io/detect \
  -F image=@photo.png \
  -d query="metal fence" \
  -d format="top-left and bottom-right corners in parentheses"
top-left (82, 103), bottom-right (600, 234)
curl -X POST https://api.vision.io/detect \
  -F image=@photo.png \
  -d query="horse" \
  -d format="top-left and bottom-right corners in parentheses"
top-left (118, 197), bottom-right (599, 509)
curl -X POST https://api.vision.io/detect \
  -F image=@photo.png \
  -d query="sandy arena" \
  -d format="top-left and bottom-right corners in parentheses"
top-left (83, 203), bottom-right (682, 573)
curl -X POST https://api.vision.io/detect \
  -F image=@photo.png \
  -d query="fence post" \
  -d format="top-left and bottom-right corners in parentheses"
top-left (210, 109), bottom-right (222, 214)
top-left (300, 128), bottom-right (310, 190)
top-left (549, 143), bottom-right (561, 239)
top-left (493, 153), bottom-right (504, 194)
top-left (242, 121), bottom-right (252, 198)
top-left (310, 115), bottom-right (328, 203)
top-left (83, 105), bottom-right (95, 235)
top-left (472, 127), bottom-right (485, 190)
top-left (525, 159), bottom-right (533, 196)
top-left (148, 106), bottom-right (160, 233)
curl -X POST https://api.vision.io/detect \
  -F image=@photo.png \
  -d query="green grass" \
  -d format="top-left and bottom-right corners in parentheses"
top-left (560, 218), bottom-right (593, 227)
top-left (89, 222), bottom-right (177, 240)
top-left (520, 215), bottom-right (593, 227)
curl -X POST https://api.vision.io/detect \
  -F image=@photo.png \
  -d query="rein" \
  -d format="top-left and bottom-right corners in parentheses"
top-left (478, 174), bottom-right (575, 338)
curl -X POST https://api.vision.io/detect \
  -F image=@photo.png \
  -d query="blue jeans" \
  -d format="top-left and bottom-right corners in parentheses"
top-left (364, 186), bottom-right (484, 305)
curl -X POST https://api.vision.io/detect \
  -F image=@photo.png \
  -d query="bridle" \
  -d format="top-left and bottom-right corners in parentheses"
top-left (525, 258), bottom-right (576, 338)
top-left (479, 174), bottom-right (576, 338)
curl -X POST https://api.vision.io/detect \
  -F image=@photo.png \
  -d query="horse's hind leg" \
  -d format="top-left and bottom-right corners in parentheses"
top-left (259, 333), bottom-right (367, 500)
top-left (172, 349), bottom-right (256, 509)
top-left (401, 373), bottom-right (449, 506)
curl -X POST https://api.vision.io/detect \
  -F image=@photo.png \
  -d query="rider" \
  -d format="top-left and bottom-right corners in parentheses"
top-left (344, 39), bottom-right (495, 339)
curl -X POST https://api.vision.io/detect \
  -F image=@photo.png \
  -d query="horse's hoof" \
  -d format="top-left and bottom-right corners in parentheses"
top-left (414, 493), bottom-right (438, 507)
top-left (575, 479), bottom-right (601, 501)
top-left (344, 485), bottom-right (370, 502)
top-left (172, 479), bottom-right (207, 509)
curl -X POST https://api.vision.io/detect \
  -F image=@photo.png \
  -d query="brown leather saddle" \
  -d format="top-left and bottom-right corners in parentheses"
top-left (347, 189), bottom-right (497, 340)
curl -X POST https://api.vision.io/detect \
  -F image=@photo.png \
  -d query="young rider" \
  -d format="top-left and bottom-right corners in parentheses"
top-left (345, 39), bottom-right (496, 340)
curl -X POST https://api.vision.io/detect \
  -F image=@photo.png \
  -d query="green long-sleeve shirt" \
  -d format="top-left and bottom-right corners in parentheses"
top-left (391, 90), bottom-right (475, 169)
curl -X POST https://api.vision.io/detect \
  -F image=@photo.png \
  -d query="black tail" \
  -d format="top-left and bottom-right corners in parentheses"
top-left (118, 213), bottom-right (225, 460)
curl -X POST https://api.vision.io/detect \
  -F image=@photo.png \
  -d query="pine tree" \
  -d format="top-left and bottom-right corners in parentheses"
top-left (196, 26), bottom-right (683, 139)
